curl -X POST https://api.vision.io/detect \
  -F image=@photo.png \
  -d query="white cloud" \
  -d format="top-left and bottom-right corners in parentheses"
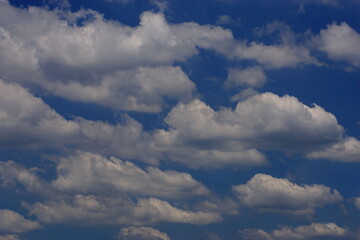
top-left (1, 80), bottom-right (358, 168)
top-left (0, 209), bottom-right (41, 233)
top-left (0, 161), bottom-right (45, 194)
top-left (228, 41), bottom-right (319, 69)
top-left (224, 67), bottom-right (266, 88)
top-left (0, 2), bottom-right (234, 112)
top-left (0, 235), bottom-right (20, 240)
top-left (239, 223), bottom-right (348, 240)
top-left (51, 151), bottom-right (209, 199)
top-left (232, 174), bottom-right (342, 215)
top-left (0, 79), bottom-right (80, 148)
top-left (354, 197), bottom-right (360, 210)
top-left (26, 195), bottom-right (221, 225)
top-left (118, 227), bottom-right (170, 240)
top-left (151, 92), bottom-right (355, 168)
top-left (307, 137), bottom-right (360, 162)
top-left (315, 22), bottom-right (360, 67)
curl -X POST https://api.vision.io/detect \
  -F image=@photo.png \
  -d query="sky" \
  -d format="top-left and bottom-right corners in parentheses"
top-left (0, 0), bottom-right (359, 239)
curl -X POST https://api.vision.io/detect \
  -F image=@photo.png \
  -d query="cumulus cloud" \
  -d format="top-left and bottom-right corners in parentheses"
top-left (25, 195), bottom-right (221, 225)
top-left (239, 223), bottom-right (348, 240)
top-left (232, 174), bottom-right (342, 215)
top-left (0, 1), bottom-right (235, 112)
top-left (0, 79), bottom-right (80, 148)
top-left (149, 92), bottom-right (359, 167)
top-left (45, 66), bottom-right (195, 113)
top-left (314, 22), bottom-right (360, 67)
top-left (1, 80), bottom-right (358, 168)
top-left (51, 151), bottom-right (209, 199)
top-left (0, 209), bottom-right (41, 233)
top-left (118, 227), bottom-right (170, 240)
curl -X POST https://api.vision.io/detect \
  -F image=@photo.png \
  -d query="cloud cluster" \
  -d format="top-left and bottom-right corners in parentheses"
top-left (2, 79), bottom-right (359, 168)
top-left (239, 222), bottom-right (348, 240)
top-left (0, 209), bottom-right (41, 233)
top-left (52, 151), bottom-right (209, 199)
top-left (232, 174), bottom-right (342, 214)
top-left (25, 195), bottom-right (221, 226)
top-left (118, 227), bottom-right (171, 240)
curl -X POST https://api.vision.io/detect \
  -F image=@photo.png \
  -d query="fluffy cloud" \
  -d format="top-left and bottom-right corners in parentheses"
top-left (118, 227), bottom-right (170, 240)
top-left (315, 22), bottom-right (360, 67)
top-left (150, 92), bottom-right (357, 167)
top-left (0, 209), bottom-right (41, 233)
top-left (239, 223), bottom-right (348, 240)
top-left (0, 79), bottom-right (80, 148)
top-left (1, 80), bottom-right (358, 168)
top-left (26, 195), bottom-right (221, 225)
top-left (51, 151), bottom-right (209, 199)
top-left (232, 174), bottom-right (342, 214)
top-left (45, 66), bottom-right (195, 112)
top-left (0, 1), bottom-right (234, 112)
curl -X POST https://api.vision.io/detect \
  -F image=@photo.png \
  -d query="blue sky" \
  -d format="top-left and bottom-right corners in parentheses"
top-left (0, 0), bottom-right (359, 239)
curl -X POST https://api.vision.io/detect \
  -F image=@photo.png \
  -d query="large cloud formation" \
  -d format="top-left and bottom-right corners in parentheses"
top-left (232, 174), bottom-right (342, 215)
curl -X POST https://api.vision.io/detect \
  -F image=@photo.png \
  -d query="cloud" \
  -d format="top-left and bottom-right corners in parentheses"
top-left (1, 80), bottom-right (358, 167)
top-left (151, 92), bottom-right (356, 168)
top-left (0, 79), bottom-right (80, 148)
top-left (25, 195), bottom-right (221, 225)
top-left (228, 41), bottom-right (319, 69)
top-left (314, 22), bottom-right (360, 67)
top-left (232, 174), bottom-right (342, 215)
top-left (118, 227), bottom-right (170, 240)
top-left (0, 2), bottom-right (233, 112)
top-left (230, 88), bottom-right (259, 102)
top-left (239, 223), bottom-right (348, 240)
top-left (224, 67), bottom-right (266, 88)
top-left (307, 137), bottom-right (360, 162)
top-left (51, 151), bottom-right (209, 199)
top-left (0, 209), bottom-right (41, 233)
top-left (216, 15), bottom-right (241, 26)
top-left (354, 197), bottom-right (360, 210)
top-left (0, 161), bottom-right (46, 194)
top-left (45, 66), bottom-right (195, 113)
top-left (0, 235), bottom-right (20, 240)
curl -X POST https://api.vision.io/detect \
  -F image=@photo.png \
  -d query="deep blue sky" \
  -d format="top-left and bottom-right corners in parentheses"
top-left (0, 0), bottom-right (359, 239)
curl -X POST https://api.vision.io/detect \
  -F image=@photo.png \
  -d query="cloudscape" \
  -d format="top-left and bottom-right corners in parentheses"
top-left (0, 0), bottom-right (359, 239)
